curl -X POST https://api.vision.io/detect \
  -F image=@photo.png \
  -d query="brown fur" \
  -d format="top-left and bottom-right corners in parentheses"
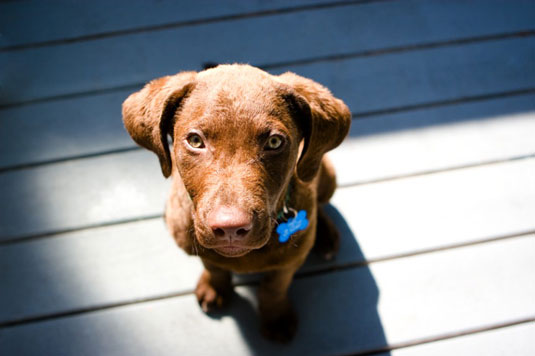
top-left (122, 64), bottom-right (350, 342)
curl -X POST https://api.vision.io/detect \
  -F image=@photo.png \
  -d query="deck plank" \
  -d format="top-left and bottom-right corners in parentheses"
top-left (1, 234), bottom-right (533, 355)
top-left (332, 158), bottom-right (535, 259)
top-left (333, 94), bottom-right (535, 186)
top-left (0, 0), bottom-right (330, 48)
top-left (1, 0), bottom-right (533, 105)
top-left (0, 220), bottom-right (202, 324)
top-left (1, 159), bottom-right (533, 323)
top-left (0, 89), bottom-right (133, 170)
top-left (272, 37), bottom-right (534, 115)
top-left (1, 40), bottom-right (533, 169)
top-left (391, 322), bottom-right (535, 356)
top-left (0, 150), bottom-right (169, 240)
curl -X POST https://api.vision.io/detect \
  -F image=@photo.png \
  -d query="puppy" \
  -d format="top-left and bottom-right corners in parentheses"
top-left (122, 64), bottom-right (350, 342)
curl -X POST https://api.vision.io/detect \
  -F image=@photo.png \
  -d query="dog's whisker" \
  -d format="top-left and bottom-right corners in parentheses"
top-left (193, 238), bottom-right (200, 256)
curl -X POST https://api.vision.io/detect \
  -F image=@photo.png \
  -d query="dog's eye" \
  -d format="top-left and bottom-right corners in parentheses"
top-left (265, 135), bottom-right (284, 151)
top-left (186, 133), bottom-right (205, 149)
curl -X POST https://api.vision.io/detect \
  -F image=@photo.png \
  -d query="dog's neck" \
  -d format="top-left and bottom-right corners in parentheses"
top-left (276, 184), bottom-right (294, 222)
top-left (274, 180), bottom-right (310, 243)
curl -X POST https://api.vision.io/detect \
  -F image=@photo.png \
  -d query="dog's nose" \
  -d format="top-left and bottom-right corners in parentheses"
top-left (207, 206), bottom-right (253, 240)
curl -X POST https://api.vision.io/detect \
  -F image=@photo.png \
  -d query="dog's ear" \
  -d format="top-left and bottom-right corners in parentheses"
top-left (122, 72), bottom-right (196, 178)
top-left (277, 72), bottom-right (351, 182)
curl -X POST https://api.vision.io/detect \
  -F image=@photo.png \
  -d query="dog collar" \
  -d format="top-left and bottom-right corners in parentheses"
top-left (275, 185), bottom-right (309, 243)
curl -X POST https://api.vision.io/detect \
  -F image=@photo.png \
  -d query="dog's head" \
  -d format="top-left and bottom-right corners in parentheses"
top-left (123, 64), bottom-right (350, 257)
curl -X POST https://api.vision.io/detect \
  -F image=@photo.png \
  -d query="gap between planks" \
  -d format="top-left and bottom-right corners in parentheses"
top-left (1, 30), bottom-right (532, 110)
top-left (336, 316), bottom-right (535, 356)
top-left (338, 152), bottom-right (535, 188)
top-left (0, 0), bottom-right (394, 52)
top-left (1, 230), bottom-right (532, 329)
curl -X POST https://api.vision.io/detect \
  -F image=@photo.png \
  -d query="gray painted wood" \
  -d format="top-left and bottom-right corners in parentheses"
top-left (1, 159), bottom-right (533, 323)
top-left (332, 94), bottom-right (535, 186)
top-left (1, 126), bottom-right (534, 242)
top-left (391, 322), bottom-right (535, 356)
top-left (0, 0), bottom-right (330, 48)
top-left (1, 41), bottom-right (534, 169)
top-left (1, 0), bottom-right (534, 105)
top-left (0, 150), bottom-right (169, 240)
top-left (332, 159), bottom-right (535, 259)
top-left (371, 236), bottom-right (535, 346)
top-left (1, 234), bottom-right (533, 355)
top-left (0, 219), bottom-right (202, 324)
top-left (0, 89), bottom-right (134, 169)
top-left (272, 37), bottom-right (535, 115)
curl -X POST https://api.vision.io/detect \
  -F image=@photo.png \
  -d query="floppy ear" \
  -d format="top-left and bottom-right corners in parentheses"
top-left (122, 72), bottom-right (196, 178)
top-left (277, 72), bottom-right (351, 182)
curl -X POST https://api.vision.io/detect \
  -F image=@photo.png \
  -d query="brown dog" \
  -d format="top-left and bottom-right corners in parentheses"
top-left (122, 64), bottom-right (350, 342)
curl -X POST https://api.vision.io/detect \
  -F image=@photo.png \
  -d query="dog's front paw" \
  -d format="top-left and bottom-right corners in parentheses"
top-left (260, 305), bottom-right (298, 343)
top-left (195, 271), bottom-right (231, 313)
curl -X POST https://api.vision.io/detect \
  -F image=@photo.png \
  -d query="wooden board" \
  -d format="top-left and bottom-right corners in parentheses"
top-left (1, 158), bottom-right (533, 324)
top-left (1, 233), bottom-right (532, 355)
top-left (0, 0), bottom-right (331, 48)
top-left (0, 150), bottom-right (169, 240)
top-left (0, 89), bottom-right (134, 170)
top-left (391, 322), bottom-right (535, 356)
top-left (272, 37), bottom-right (535, 115)
top-left (331, 158), bottom-right (535, 259)
top-left (1, 0), bottom-right (534, 105)
top-left (0, 219), bottom-right (202, 324)
top-left (332, 94), bottom-right (535, 186)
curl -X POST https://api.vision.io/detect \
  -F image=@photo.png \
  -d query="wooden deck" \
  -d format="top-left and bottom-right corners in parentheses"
top-left (1, 1), bottom-right (534, 355)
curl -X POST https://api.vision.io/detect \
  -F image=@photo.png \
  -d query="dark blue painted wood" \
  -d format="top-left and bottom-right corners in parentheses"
top-left (0, 0), bottom-right (330, 48)
top-left (1, 0), bottom-right (533, 105)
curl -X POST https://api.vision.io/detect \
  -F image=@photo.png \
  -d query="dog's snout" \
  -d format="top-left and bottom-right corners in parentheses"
top-left (207, 206), bottom-right (253, 240)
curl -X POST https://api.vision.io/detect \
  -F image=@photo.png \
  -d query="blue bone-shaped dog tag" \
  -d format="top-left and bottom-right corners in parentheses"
top-left (276, 210), bottom-right (309, 243)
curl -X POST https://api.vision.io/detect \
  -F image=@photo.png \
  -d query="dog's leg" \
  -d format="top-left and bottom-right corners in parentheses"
top-left (195, 260), bottom-right (232, 313)
top-left (316, 156), bottom-right (337, 204)
top-left (258, 267), bottom-right (299, 343)
top-left (313, 206), bottom-right (340, 260)
top-left (313, 156), bottom-right (340, 260)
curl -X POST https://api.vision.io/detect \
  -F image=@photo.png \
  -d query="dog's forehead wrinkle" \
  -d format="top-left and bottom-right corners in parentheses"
top-left (185, 84), bottom-right (293, 143)
top-left (198, 69), bottom-right (280, 112)
top-left (212, 151), bottom-right (261, 177)
top-left (200, 162), bottom-right (268, 211)
top-left (198, 112), bottom-right (291, 149)
top-left (198, 64), bottom-right (273, 88)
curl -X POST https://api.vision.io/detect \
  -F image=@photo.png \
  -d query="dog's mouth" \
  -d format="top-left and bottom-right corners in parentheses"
top-left (213, 245), bottom-right (253, 258)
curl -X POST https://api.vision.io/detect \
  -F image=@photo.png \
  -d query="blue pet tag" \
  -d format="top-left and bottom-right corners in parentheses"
top-left (276, 210), bottom-right (309, 243)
